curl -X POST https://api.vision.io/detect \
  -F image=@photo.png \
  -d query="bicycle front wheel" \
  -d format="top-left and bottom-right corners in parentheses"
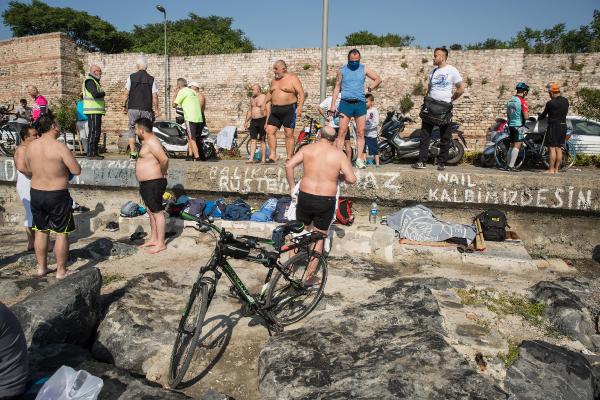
top-left (265, 251), bottom-right (328, 326)
top-left (168, 276), bottom-right (213, 388)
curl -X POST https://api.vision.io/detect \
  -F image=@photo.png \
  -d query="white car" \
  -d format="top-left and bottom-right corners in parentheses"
top-left (567, 116), bottom-right (600, 155)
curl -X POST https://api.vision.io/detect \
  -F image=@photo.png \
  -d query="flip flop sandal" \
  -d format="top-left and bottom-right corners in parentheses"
top-left (129, 231), bottom-right (147, 242)
top-left (264, 159), bottom-right (276, 164)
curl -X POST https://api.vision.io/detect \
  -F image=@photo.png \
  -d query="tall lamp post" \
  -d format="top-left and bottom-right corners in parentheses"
top-left (319, 0), bottom-right (329, 123)
top-left (156, 5), bottom-right (169, 119)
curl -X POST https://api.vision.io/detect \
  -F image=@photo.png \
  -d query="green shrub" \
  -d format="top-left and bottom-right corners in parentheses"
top-left (52, 96), bottom-right (77, 134)
top-left (421, 57), bottom-right (428, 64)
top-left (461, 151), bottom-right (483, 165)
top-left (498, 339), bottom-right (521, 369)
top-left (575, 87), bottom-right (600, 121)
top-left (400, 61), bottom-right (408, 69)
top-left (411, 81), bottom-right (426, 96)
top-left (466, 77), bottom-right (473, 87)
top-left (326, 77), bottom-right (337, 87)
top-left (302, 64), bottom-right (311, 70)
top-left (481, 77), bottom-right (489, 85)
top-left (574, 154), bottom-right (600, 167)
top-left (569, 55), bottom-right (584, 71)
top-left (399, 94), bottom-right (414, 114)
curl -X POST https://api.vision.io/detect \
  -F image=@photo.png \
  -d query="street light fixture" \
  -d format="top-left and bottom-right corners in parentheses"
top-left (319, 0), bottom-right (329, 122)
top-left (156, 4), bottom-right (169, 119)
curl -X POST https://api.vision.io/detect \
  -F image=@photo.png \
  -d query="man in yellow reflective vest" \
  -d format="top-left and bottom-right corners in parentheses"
top-left (83, 64), bottom-right (106, 159)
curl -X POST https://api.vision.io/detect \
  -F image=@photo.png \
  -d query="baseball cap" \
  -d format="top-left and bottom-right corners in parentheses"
top-left (548, 83), bottom-right (560, 93)
top-left (188, 81), bottom-right (200, 88)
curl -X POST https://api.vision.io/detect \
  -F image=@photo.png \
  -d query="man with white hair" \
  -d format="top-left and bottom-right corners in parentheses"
top-left (123, 56), bottom-right (160, 160)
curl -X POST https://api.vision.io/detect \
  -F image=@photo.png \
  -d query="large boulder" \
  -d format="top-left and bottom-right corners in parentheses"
top-left (10, 267), bottom-right (102, 348)
top-left (28, 344), bottom-right (228, 399)
top-left (530, 278), bottom-right (600, 351)
top-left (258, 279), bottom-right (507, 400)
top-left (92, 272), bottom-right (188, 382)
top-left (506, 340), bottom-right (598, 400)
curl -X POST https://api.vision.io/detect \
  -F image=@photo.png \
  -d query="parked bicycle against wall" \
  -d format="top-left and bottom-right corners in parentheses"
top-left (494, 122), bottom-right (576, 171)
top-left (167, 212), bottom-right (328, 388)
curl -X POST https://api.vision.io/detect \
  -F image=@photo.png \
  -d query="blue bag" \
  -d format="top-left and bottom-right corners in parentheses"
top-left (273, 197), bottom-right (292, 223)
top-left (250, 198), bottom-right (278, 222)
top-left (203, 198), bottom-right (226, 218)
top-left (222, 198), bottom-right (252, 221)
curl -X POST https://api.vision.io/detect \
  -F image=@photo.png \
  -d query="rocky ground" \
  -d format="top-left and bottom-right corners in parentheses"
top-left (1, 226), bottom-right (599, 399)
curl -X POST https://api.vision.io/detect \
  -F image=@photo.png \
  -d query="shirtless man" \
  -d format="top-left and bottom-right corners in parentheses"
top-left (264, 60), bottom-right (305, 162)
top-left (14, 126), bottom-right (39, 251)
top-left (134, 117), bottom-right (169, 254)
top-left (285, 126), bottom-right (356, 283)
top-left (24, 114), bottom-right (81, 279)
top-left (244, 84), bottom-right (269, 164)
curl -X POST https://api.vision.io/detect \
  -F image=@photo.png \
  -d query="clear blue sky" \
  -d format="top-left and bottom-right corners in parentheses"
top-left (0, 0), bottom-right (598, 49)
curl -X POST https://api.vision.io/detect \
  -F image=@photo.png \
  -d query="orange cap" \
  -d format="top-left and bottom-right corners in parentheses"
top-left (549, 83), bottom-right (561, 93)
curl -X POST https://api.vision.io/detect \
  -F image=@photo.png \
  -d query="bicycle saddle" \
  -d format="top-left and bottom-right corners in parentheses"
top-left (271, 220), bottom-right (306, 251)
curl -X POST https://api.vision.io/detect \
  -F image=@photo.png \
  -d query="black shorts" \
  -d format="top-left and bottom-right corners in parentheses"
top-left (296, 191), bottom-right (336, 231)
top-left (546, 123), bottom-right (567, 147)
top-left (249, 117), bottom-right (266, 141)
top-left (267, 104), bottom-right (296, 129)
top-left (139, 178), bottom-right (167, 213)
top-left (30, 188), bottom-right (75, 234)
top-left (509, 126), bottom-right (524, 143)
top-left (187, 121), bottom-right (203, 139)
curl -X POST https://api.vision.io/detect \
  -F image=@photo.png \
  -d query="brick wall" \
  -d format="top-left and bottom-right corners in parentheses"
top-left (2, 33), bottom-right (600, 147)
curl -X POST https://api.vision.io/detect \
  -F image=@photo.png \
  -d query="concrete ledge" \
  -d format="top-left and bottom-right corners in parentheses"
top-left (1, 158), bottom-right (599, 215)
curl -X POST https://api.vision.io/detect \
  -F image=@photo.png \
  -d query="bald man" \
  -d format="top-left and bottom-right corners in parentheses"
top-left (244, 83), bottom-right (269, 163)
top-left (264, 60), bottom-right (305, 162)
top-left (83, 64), bottom-right (106, 159)
top-left (26, 85), bottom-right (47, 123)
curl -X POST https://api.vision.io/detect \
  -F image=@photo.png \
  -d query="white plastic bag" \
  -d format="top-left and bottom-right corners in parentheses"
top-left (35, 365), bottom-right (103, 400)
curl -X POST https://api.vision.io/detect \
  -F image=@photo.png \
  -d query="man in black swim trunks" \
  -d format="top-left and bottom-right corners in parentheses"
top-left (24, 114), bottom-right (81, 279)
top-left (244, 84), bottom-right (269, 163)
top-left (539, 83), bottom-right (569, 174)
top-left (135, 118), bottom-right (169, 254)
top-left (286, 126), bottom-right (356, 283)
top-left (264, 60), bottom-right (305, 162)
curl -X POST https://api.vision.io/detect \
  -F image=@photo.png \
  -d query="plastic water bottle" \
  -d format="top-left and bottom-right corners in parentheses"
top-left (369, 202), bottom-right (378, 224)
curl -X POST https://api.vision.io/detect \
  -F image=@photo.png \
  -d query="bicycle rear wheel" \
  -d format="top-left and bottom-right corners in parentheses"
top-left (494, 137), bottom-right (525, 168)
top-left (265, 251), bottom-right (327, 326)
top-left (168, 276), bottom-right (214, 388)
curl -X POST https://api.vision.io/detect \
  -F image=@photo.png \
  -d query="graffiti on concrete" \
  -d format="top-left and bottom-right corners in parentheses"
top-left (1, 159), bottom-right (184, 188)
top-left (207, 165), bottom-right (289, 194)
top-left (430, 172), bottom-right (594, 210)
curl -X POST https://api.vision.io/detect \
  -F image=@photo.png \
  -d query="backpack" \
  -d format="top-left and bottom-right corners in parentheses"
top-left (335, 198), bottom-right (354, 226)
top-left (187, 198), bottom-right (206, 217)
top-left (250, 198), bottom-right (278, 222)
top-left (223, 198), bottom-right (252, 221)
top-left (273, 197), bottom-right (292, 223)
top-left (476, 209), bottom-right (508, 241)
top-left (203, 198), bottom-right (226, 219)
top-left (120, 201), bottom-right (141, 218)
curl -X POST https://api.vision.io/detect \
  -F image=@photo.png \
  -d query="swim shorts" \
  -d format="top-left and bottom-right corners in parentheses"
top-left (249, 117), bottom-right (267, 141)
top-left (364, 136), bottom-right (379, 155)
top-left (296, 191), bottom-right (336, 231)
top-left (139, 178), bottom-right (167, 213)
top-left (267, 104), bottom-right (296, 129)
top-left (30, 188), bottom-right (75, 234)
top-left (546, 123), bottom-right (567, 147)
top-left (339, 99), bottom-right (367, 118)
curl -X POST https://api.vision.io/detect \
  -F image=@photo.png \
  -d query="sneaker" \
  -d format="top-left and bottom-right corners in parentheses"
top-left (437, 164), bottom-right (445, 171)
top-left (129, 152), bottom-right (138, 160)
top-left (354, 159), bottom-right (366, 169)
top-left (185, 155), bottom-right (193, 161)
top-left (411, 162), bottom-right (426, 169)
top-left (499, 165), bottom-right (510, 172)
top-left (508, 167), bottom-right (521, 172)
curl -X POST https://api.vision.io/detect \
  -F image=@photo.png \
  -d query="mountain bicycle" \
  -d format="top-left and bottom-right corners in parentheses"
top-left (294, 115), bottom-right (321, 153)
top-left (494, 128), bottom-right (576, 171)
top-left (167, 213), bottom-right (328, 388)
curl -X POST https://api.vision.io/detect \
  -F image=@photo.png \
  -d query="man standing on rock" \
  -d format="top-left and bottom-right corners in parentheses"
top-left (24, 114), bottom-right (81, 279)
top-left (83, 64), bottom-right (106, 160)
top-left (244, 83), bottom-right (269, 163)
top-left (135, 118), bottom-right (169, 254)
top-left (285, 125), bottom-right (356, 283)
top-left (412, 47), bottom-right (464, 171)
top-left (329, 49), bottom-right (382, 169)
top-left (264, 60), bottom-right (305, 162)
top-left (123, 56), bottom-right (160, 161)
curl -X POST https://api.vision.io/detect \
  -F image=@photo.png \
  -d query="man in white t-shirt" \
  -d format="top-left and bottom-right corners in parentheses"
top-left (318, 95), bottom-right (353, 160)
top-left (412, 47), bottom-right (464, 171)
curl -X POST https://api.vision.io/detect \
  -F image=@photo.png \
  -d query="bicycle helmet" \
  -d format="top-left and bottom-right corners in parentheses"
top-left (515, 82), bottom-right (530, 94)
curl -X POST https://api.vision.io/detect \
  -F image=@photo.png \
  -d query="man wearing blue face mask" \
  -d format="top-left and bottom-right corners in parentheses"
top-left (329, 49), bottom-right (382, 169)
